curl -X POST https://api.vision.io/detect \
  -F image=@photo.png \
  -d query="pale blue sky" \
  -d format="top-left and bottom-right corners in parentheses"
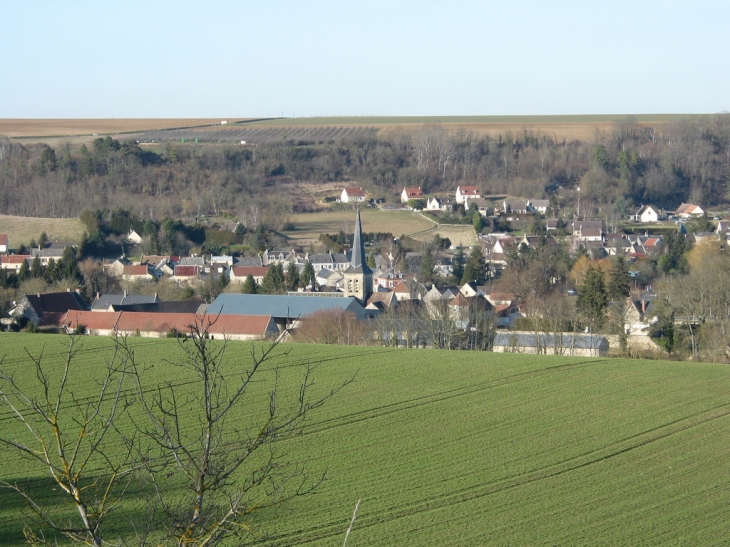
top-left (1, 0), bottom-right (728, 118)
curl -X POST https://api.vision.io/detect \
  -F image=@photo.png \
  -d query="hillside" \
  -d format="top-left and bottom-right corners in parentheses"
top-left (1, 334), bottom-right (729, 545)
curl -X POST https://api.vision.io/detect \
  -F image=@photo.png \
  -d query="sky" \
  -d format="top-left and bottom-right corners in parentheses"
top-left (1, 0), bottom-right (728, 118)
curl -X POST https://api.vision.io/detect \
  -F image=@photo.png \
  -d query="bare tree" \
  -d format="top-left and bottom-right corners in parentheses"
top-left (124, 316), bottom-right (352, 546)
top-left (0, 336), bottom-right (135, 547)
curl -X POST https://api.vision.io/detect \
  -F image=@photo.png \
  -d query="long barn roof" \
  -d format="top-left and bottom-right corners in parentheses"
top-left (206, 293), bottom-right (366, 319)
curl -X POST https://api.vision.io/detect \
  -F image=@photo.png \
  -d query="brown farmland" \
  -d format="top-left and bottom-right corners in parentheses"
top-left (0, 119), bottom-right (249, 139)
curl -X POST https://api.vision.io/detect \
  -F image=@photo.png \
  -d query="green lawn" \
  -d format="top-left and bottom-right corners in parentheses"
top-left (1, 334), bottom-right (730, 545)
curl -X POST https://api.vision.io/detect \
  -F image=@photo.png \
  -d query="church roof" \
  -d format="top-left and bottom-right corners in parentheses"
top-left (349, 208), bottom-right (372, 275)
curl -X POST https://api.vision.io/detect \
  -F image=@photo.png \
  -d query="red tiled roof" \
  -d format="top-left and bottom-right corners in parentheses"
top-left (403, 187), bottom-right (423, 198)
top-left (1, 254), bottom-right (30, 264)
top-left (458, 186), bottom-right (480, 195)
top-left (231, 266), bottom-right (269, 277)
top-left (174, 265), bottom-right (200, 277)
top-left (0, 234), bottom-right (7, 246)
top-left (449, 293), bottom-right (470, 307)
top-left (123, 265), bottom-right (150, 276)
top-left (344, 187), bottom-right (366, 196)
top-left (62, 311), bottom-right (274, 337)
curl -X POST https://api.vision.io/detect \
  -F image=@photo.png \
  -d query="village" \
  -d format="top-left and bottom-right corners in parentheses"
top-left (0, 181), bottom-right (724, 359)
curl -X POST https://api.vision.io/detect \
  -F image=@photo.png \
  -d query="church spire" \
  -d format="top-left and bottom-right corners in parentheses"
top-left (350, 208), bottom-right (372, 273)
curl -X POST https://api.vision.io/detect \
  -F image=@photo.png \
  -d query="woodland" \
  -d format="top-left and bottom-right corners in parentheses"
top-left (1, 115), bottom-right (729, 226)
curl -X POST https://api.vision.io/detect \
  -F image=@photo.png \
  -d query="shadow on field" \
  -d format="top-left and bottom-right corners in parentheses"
top-left (0, 475), bottom-right (161, 545)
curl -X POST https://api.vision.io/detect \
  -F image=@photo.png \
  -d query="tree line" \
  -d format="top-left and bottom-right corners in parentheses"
top-left (2, 115), bottom-right (730, 222)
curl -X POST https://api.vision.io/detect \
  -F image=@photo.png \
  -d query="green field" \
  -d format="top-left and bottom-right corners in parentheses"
top-left (2, 334), bottom-right (730, 545)
top-left (285, 208), bottom-right (434, 242)
top-left (0, 215), bottom-right (85, 248)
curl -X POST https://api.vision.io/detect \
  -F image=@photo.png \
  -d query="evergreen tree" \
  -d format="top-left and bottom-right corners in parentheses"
top-left (0, 267), bottom-right (7, 288)
top-left (607, 253), bottom-right (631, 302)
top-left (462, 245), bottom-right (488, 284)
top-left (261, 263), bottom-right (285, 294)
top-left (472, 211), bottom-right (483, 233)
top-left (17, 259), bottom-right (30, 283)
top-left (286, 261), bottom-right (301, 291)
top-left (38, 231), bottom-right (49, 249)
top-left (241, 274), bottom-right (258, 294)
top-left (419, 244), bottom-right (437, 284)
top-left (45, 258), bottom-right (58, 282)
top-left (577, 265), bottom-right (607, 326)
top-left (452, 246), bottom-right (466, 283)
top-left (30, 256), bottom-right (43, 279)
top-left (301, 260), bottom-right (316, 290)
top-left (59, 246), bottom-right (82, 282)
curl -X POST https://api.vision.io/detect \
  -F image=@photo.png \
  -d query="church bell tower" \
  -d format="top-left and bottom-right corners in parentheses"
top-left (343, 208), bottom-right (372, 303)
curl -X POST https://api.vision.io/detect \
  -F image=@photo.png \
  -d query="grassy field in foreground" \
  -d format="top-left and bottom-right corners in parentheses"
top-left (2, 334), bottom-right (730, 545)
top-left (0, 215), bottom-right (84, 248)
top-left (284, 208), bottom-right (433, 242)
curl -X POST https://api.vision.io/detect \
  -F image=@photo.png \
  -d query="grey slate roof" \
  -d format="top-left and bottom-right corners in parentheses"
top-left (206, 293), bottom-right (368, 319)
top-left (235, 256), bottom-right (263, 267)
top-left (92, 293), bottom-right (160, 310)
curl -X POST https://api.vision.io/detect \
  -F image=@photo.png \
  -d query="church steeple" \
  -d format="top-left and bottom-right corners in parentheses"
top-left (350, 207), bottom-right (372, 273)
top-left (343, 208), bottom-right (372, 303)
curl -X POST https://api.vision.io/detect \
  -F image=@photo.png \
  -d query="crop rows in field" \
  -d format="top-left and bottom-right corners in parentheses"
top-left (135, 125), bottom-right (379, 144)
top-left (2, 334), bottom-right (730, 546)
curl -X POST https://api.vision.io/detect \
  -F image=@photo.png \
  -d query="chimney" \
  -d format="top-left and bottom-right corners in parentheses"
top-left (66, 288), bottom-right (70, 292)
top-left (96, 292), bottom-right (100, 301)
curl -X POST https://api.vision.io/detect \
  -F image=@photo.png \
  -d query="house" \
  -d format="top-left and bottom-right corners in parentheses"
top-left (528, 200), bottom-right (550, 214)
top-left (716, 221), bottom-right (730, 238)
top-left (464, 197), bottom-right (491, 216)
top-left (341, 187), bottom-right (366, 203)
top-left (91, 292), bottom-right (160, 312)
top-left (263, 249), bottom-right (304, 267)
top-left (173, 265), bottom-right (201, 282)
top-left (306, 252), bottom-right (350, 271)
top-left (122, 265), bottom-right (154, 282)
top-left (10, 290), bottom-right (89, 328)
top-left (103, 256), bottom-right (132, 277)
top-left (126, 229), bottom-right (143, 245)
top-left (426, 197), bottom-right (448, 211)
top-left (455, 186), bottom-right (480, 204)
top-left (632, 205), bottom-right (662, 223)
top-left (492, 332), bottom-right (609, 356)
top-left (0, 234), bottom-right (8, 253)
top-left (229, 266), bottom-right (269, 285)
top-left (30, 244), bottom-right (67, 266)
top-left (572, 220), bottom-right (604, 242)
top-left (235, 255), bottom-right (264, 267)
top-left (675, 203), bottom-right (704, 218)
top-left (503, 200), bottom-right (528, 214)
top-left (315, 268), bottom-right (344, 289)
top-left (0, 254), bottom-right (30, 272)
top-left (401, 187), bottom-right (424, 203)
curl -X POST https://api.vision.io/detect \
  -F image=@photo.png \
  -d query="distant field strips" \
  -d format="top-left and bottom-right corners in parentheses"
top-left (135, 125), bottom-right (379, 144)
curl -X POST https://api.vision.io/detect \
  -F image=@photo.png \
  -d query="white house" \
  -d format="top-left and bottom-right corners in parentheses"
top-left (426, 197), bottom-right (447, 211)
top-left (401, 187), bottom-right (424, 203)
top-left (528, 200), bottom-right (550, 214)
top-left (341, 187), bottom-right (366, 203)
top-left (455, 186), bottom-right (480, 204)
top-left (0, 234), bottom-right (8, 253)
top-left (633, 205), bottom-right (661, 223)
top-left (126, 229), bottom-right (143, 245)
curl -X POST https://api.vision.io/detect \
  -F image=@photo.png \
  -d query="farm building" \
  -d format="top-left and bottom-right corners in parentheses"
top-left (60, 311), bottom-right (279, 340)
top-left (492, 332), bottom-right (609, 356)
top-left (205, 293), bottom-right (375, 330)
top-left (91, 292), bottom-right (160, 312)
top-left (10, 290), bottom-right (89, 328)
